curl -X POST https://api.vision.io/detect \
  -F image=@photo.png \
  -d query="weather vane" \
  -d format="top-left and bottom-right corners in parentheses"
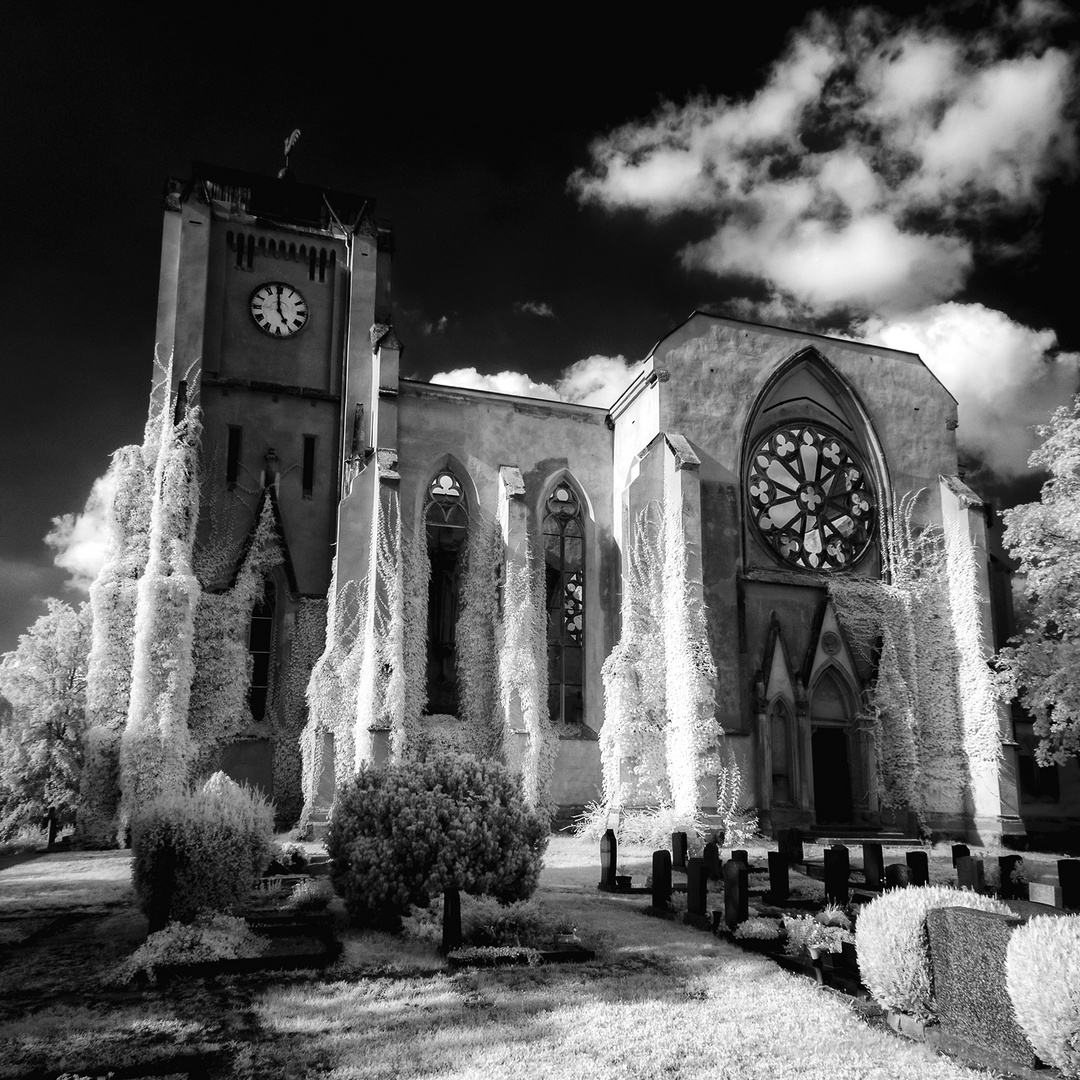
top-left (283, 129), bottom-right (301, 170)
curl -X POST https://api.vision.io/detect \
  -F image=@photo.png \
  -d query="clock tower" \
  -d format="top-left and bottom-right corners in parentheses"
top-left (152, 162), bottom-right (394, 813)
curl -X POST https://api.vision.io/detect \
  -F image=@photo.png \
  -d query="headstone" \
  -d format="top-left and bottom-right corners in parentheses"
top-left (652, 849), bottom-right (672, 910)
top-left (951, 843), bottom-right (970, 868)
top-left (767, 850), bottom-right (789, 901)
top-left (731, 849), bottom-right (749, 866)
top-left (599, 829), bottom-right (618, 891)
top-left (1027, 881), bottom-right (1063, 908)
top-left (824, 844), bottom-right (849, 905)
top-left (147, 842), bottom-right (177, 934)
top-left (686, 857), bottom-right (708, 917)
top-left (862, 842), bottom-right (884, 891)
top-left (779, 827), bottom-right (803, 865)
top-left (926, 906), bottom-right (1034, 1066)
top-left (998, 855), bottom-right (1024, 900)
top-left (671, 831), bottom-right (688, 870)
top-left (44, 807), bottom-right (58, 850)
top-left (885, 862), bottom-right (911, 890)
top-left (441, 887), bottom-right (462, 954)
top-left (1057, 859), bottom-right (1080, 910)
top-left (906, 850), bottom-right (929, 887)
top-left (723, 858), bottom-right (749, 930)
top-left (956, 855), bottom-right (985, 894)
top-left (703, 841), bottom-right (722, 881)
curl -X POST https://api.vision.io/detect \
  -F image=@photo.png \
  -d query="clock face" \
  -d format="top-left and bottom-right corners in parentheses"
top-left (249, 282), bottom-right (309, 337)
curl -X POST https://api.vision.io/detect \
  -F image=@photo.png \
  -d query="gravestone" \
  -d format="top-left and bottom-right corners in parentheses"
top-left (1058, 859), bottom-right (1080, 910)
top-left (703, 841), bottom-right (722, 881)
top-left (998, 855), bottom-right (1024, 900)
top-left (926, 906), bottom-right (1034, 1066)
top-left (1028, 881), bottom-right (1063, 908)
top-left (599, 829), bottom-right (618, 891)
top-left (686, 857), bottom-right (708, 918)
top-left (824, 844), bottom-right (849, 905)
top-left (672, 831), bottom-right (688, 870)
top-left (862, 842), bottom-right (884, 891)
top-left (441, 887), bottom-right (462, 954)
top-left (731, 849), bottom-right (749, 866)
top-left (951, 843), bottom-right (970, 868)
top-left (906, 850), bottom-right (929, 887)
top-left (779, 827), bottom-right (803, 865)
top-left (956, 855), bottom-right (985, 894)
top-left (767, 850), bottom-right (789, 901)
top-left (652, 849), bottom-right (672, 910)
top-left (723, 858), bottom-right (749, 930)
top-left (885, 863), bottom-right (911, 890)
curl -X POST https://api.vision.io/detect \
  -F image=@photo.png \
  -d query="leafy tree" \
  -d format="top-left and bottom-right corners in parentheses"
top-left (997, 397), bottom-right (1080, 765)
top-left (0, 600), bottom-right (91, 838)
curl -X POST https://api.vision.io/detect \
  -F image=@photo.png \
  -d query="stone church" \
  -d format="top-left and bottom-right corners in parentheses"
top-left (148, 161), bottom-right (1071, 847)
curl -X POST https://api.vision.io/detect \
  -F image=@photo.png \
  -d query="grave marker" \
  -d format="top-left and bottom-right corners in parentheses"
top-left (442, 887), bottom-right (462, 954)
top-left (906, 850), bottom-right (929, 887)
top-left (731, 849), bottom-right (749, 866)
top-left (672, 831), bottom-right (688, 870)
top-left (703, 841), bottom-right (722, 881)
top-left (652, 849), bottom-right (672, 910)
top-left (599, 829), bottom-right (618, 891)
top-left (824, 844), bottom-right (849, 905)
top-left (768, 850), bottom-right (789, 901)
top-left (951, 843), bottom-right (970, 868)
top-left (956, 855), bottom-right (985, 894)
top-left (862, 842), bottom-right (884, 891)
top-left (779, 827), bottom-right (803, 865)
top-left (687, 857), bottom-right (708, 918)
top-left (1058, 859), bottom-right (1080, 910)
top-left (998, 855), bottom-right (1024, 900)
top-left (723, 858), bottom-right (749, 930)
top-left (1027, 881), bottom-right (1063, 908)
top-left (885, 863), bottom-right (911, 890)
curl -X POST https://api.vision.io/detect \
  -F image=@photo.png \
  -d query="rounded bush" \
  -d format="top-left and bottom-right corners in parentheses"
top-left (327, 754), bottom-right (549, 928)
top-left (855, 885), bottom-right (1012, 1017)
top-left (131, 772), bottom-right (274, 923)
top-left (1006, 915), bottom-right (1080, 1076)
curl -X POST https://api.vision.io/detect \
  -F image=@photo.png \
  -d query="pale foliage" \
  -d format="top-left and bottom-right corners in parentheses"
top-left (1006, 914), bottom-right (1080, 1076)
top-left (997, 396), bottom-right (1080, 764)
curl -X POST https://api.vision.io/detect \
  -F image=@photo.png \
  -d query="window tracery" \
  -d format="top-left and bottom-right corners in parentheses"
top-left (426, 469), bottom-right (468, 714)
top-left (543, 482), bottom-right (584, 726)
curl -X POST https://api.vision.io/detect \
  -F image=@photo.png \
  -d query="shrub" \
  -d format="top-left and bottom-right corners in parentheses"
top-left (403, 893), bottom-right (556, 948)
top-left (782, 914), bottom-right (853, 956)
top-left (131, 772), bottom-right (274, 922)
top-left (855, 885), bottom-right (1012, 1018)
top-left (328, 754), bottom-right (549, 929)
top-left (734, 917), bottom-right (782, 940)
top-left (1006, 915), bottom-right (1080, 1076)
top-left (283, 877), bottom-right (336, 912)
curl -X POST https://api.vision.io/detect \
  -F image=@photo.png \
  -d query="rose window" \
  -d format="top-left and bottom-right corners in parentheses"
top-left (747, 424), bottom-right (875, 570)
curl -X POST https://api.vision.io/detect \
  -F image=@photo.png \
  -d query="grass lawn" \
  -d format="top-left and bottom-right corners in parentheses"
top-left (0, 835), bottom-right (1026, 1079)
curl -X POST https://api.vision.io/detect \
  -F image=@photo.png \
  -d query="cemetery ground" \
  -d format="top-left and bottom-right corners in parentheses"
top-left (0, 836), bottom-right (1066, 1080)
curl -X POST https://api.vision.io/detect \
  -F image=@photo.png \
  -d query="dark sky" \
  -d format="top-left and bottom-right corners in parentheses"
top-left (1, 4), bottom-right (1077, 654)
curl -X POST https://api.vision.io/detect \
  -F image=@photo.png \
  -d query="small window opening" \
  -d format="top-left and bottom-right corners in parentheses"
top-left (248, 580), bottom-right (275, 722)
top-left (226, 426), bottom-right (242, 489)
top-left (302, 435), bottom-right (316, 499)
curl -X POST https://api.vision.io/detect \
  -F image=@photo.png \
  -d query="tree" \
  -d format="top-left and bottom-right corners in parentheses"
top-left (0, 600), bottom-right (91, 839)
top-left (997, 396), bottom-right (1080, 765)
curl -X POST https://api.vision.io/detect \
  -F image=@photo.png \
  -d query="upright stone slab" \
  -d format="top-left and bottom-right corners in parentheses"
top-left (652, 849), bottom-right (672, 910)
top-left (731, 849), bottom-right (749, 866)
top-left (1027, 881), bottom-right (1063, 908)
top-left (686, 857), bottom-right (708, 918)
top-left (951, 843), bottom-right (970, 868)
top-left (703, 841), bottom-right (722, 881)
top-left (723, 858), bottom-right (749, 930)
top-left (671, 832), bottom-right (688, 870)
top-left (824, 844), bottom-right (849, 905)
top-left (885, 863), bottom-right (911, 890)
top-left (926, 906), bottom-right (1033, 1066)
top-left (767, 850), bottom-right (789, 901)
top-left (779, 827), bottom-right (803, 865)
top-left (998, 855), bottom-right (1024, 900)
top-left (441, 887), bottom-right (462, 955)
top-left (862, 842), bottom-right (884, 891)
top-left (599, 829), bottom-right (618, 891)
top-left (1058, 859), bottom-right (1080, 910)
top-left (956, 855), bottom-right (985, 894)
top-left (906, 850), bottom-right (929, 887)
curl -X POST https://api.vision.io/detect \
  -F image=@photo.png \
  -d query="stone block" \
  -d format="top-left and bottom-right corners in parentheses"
top-left (906, 850), bottom-right (929, 886)
top-left (768, 850), bottom-right (789, 901)
top-left (652, 849), bottom-right (672, 910)
top-left (672, 831), bottom-right (688, 870)
top-left (703, 841), bottom-right (722, 881)
top-left (956, 855), bottom-right (984, 895)
top-left (862, 842), bottom-right (884, 891)
top-left (687, 857), bottom-right (708, 917)
top-left (1027, 881), bottom-right (1063, 908)
top-left (599, 829), bottom-right (618, 891)
top-left (885, 863), bottom-right (911, 890)
top-left (1058, 859), bottom-right (1080, 910)
top-left (723, 858), bottom-right (749, 930)
top-left (951, 843), bottom-right (970, 868)
top-left (824, 844), bottom-right (849, 905)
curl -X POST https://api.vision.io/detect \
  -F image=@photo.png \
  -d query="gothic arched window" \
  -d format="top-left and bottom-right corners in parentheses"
top-left (769, 699), bottom-right (794, 806)
top-left (747, 423), bottom-right (875, 571)
top-left (248, 578), bottom-right (275, 722)
top-left (426, 469), bottom-right (468, 715)
top-left (543, 482), bottom-right (584, 727)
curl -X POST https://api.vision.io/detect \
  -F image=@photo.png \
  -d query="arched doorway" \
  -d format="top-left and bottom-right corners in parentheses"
top-left (810, 669), bottom-right (855, 825)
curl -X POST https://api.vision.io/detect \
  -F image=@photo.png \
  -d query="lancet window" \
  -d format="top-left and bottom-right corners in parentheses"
top-left (426, 469), bottom-right (468, 715)
top-left (247, 579), bottom-right (275, 722)
top-left (543, 482), bottom-right (584, 727)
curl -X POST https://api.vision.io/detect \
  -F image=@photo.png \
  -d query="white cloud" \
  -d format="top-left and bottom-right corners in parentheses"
top-left (430, 354), bottom-right (639, 410)
top-left (44, 471), bottom-right (116, 592)
top-left (513, 301), bottom-right (557, 318)
top-left (860, 303), bottom-right (1080, 476)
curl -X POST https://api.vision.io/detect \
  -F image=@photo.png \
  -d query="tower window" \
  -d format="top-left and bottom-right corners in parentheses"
top-left (226, 426), bottom-right (242, 489)
top-left (426, 470), bottom-right (467, 715)
top-left (544, 483), bottom-right (585, 727)
top-left (248, 580), bottom-right (275, 722)
top-left (302, 435), bottom-right (316, 499)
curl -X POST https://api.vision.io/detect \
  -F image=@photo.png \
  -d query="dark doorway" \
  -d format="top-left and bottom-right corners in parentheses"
top-left (812, 727), bottom-right (852, 824)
